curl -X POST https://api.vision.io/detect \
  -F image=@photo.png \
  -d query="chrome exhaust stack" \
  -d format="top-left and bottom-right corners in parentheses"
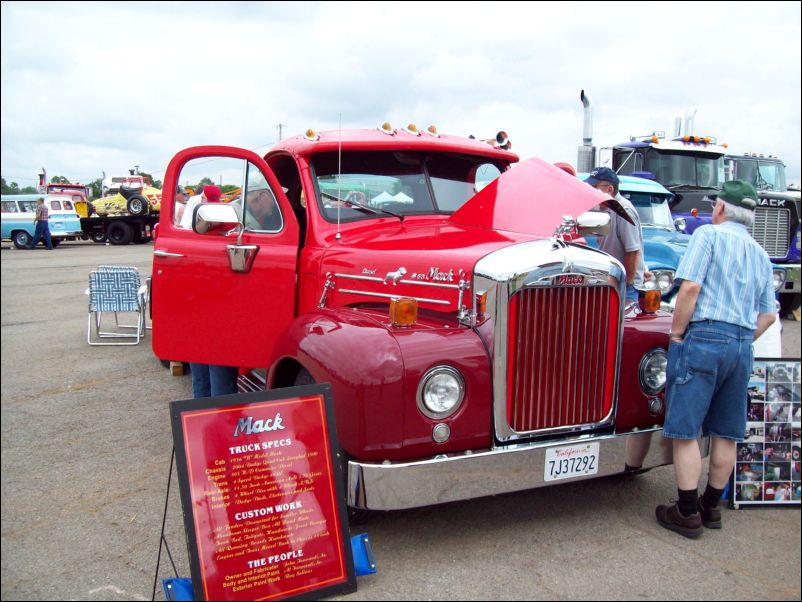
top-left (578, 89), bottom-right (596, 173)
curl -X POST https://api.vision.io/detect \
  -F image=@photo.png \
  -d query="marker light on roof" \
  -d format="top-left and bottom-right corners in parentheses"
top-left (379, 122), bottom-right (395, 135)
top-left (425, 125), bottom-right (439, 136)
top-left (304, 128), bottom-right (319, 141)
top-left (495, 131), bottom-right (511, 150)
top-left (404, 123), bottom-right (421, 136)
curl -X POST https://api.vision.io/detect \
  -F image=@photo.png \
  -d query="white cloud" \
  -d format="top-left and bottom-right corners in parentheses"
top-left (1, 1), bottom-right (800, 187)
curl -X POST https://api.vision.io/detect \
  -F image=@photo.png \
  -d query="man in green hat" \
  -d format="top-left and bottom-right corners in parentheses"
top-left (654, 179), bottom-right (777, 538)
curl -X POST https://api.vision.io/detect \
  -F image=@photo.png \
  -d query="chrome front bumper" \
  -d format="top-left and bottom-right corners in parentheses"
top-left (347, 429), bottom-right (707, 511)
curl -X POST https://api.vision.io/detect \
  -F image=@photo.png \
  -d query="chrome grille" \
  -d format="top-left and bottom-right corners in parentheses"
top-left (507, 286), bottom-right (619, 433)
top-left (749, 207), bottom-right (790, 258)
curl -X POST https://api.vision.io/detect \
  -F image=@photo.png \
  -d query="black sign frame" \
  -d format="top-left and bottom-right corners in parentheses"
top-left (170, 384), bottom-right (356, 601)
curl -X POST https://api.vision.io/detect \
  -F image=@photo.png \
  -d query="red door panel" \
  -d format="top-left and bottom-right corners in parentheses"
top-left (152, 146), bottom-right (299, 368)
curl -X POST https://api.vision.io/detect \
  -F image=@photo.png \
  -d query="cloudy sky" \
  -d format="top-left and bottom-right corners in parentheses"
top-left (2, 1), bottom-right (800, 190)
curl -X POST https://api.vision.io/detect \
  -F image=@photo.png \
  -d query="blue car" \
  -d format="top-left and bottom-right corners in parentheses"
top-left (578, 174), bottom-right (690, 299)
top-left (1, 194), bottom-right (84, 248)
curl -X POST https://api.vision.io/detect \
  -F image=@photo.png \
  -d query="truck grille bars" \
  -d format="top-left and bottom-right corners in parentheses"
top-left (749, 207), bottom-right (790, 259)
top-left (506, 285), bottom-right (619, 433)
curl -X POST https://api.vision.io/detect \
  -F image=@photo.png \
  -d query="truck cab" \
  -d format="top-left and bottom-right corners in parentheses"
top-left (612, 133), bottom-right (725, 219)
top-left (152, 126), bottom-right (676, 513)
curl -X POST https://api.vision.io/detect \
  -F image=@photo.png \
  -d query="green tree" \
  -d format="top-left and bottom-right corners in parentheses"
top-left (87, 178), bottom-right (103, 200)
top-left (1, 178), bottom-right (20, 194)
top-left (195, 176), bottom-right (214, 191)
top-left (50, 175), bottom-right (68, 184)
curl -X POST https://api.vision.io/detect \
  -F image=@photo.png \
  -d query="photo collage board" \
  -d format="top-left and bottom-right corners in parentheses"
top-left (733, 359), bottom-right (801, 506)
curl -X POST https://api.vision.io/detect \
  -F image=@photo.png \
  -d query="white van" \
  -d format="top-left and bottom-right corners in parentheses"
top-left (1, 194), bottom-right (84, 248)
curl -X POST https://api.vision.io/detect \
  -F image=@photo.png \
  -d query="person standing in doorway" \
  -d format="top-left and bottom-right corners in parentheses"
top-left (27, 197), bottom-right (53, 250)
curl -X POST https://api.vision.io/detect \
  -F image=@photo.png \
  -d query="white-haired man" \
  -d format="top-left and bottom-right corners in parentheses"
top-left (656, 180), bottom-right (777, 538)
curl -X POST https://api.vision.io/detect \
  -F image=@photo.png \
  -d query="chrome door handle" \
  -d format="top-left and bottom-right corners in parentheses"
top-left (153, 249), bottom-right (185, 258)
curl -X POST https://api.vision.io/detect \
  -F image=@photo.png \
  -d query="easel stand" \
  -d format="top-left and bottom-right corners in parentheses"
top-left (152, 448), bottom-right (181, 601)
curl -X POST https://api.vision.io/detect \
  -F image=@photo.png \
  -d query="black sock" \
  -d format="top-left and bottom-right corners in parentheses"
top-left (677, 488), bottom-right (698, 517)
top-left (701, 484), bottom-right (724, 509)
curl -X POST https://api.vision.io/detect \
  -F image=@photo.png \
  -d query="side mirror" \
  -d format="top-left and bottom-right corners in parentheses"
top-left (194, 203), bottom-right (241, 234)
top-left (673, 217), bottom-right (687, 232)
top-left (576, 211), bottom-right (610, 237)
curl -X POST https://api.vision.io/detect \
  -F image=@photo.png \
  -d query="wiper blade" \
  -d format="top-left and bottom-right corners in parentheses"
top-left (321, 192), bottom-right (404, 221)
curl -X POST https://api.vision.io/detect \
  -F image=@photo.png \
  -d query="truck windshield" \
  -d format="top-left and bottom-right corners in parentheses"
top-left (312, 151), bottom-right (506, 221)
top-left (646, 151), bottom-right (722, 189)
top-left (733, 158), bottom-right (787, 191)
top-left (625, 192), bottom-right (675, 229)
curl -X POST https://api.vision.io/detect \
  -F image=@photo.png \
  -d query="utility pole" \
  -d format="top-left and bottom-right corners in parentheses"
top-left (277, 123), bottom-right (288, 141)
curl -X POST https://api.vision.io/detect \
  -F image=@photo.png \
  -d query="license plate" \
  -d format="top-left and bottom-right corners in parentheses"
top-left (544, 442), bottom-right (600, 482)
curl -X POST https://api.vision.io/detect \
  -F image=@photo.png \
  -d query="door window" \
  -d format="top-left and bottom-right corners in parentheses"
top-left (242, 162), bottom-right (282, 232)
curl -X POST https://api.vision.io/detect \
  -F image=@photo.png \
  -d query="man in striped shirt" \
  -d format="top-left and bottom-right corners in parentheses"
top-left (656, 180), bottom-right (776, 538)
top-left (27, 197), bottom-right (53, 250)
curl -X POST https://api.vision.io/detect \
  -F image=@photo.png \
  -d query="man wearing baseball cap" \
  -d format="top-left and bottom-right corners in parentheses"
top-left (180, 185), bottom-right (222, 230)
top-left (585, 167), bottom-right (647, 302)
top-left (655, 180), bottom-right (776, 538)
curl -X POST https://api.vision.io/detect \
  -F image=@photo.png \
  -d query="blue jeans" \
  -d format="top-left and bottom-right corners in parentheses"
top-left (625, 284), bottom-right (638, 303)
top-left (663, 320), bottom-right (754, 441)
top-left (29, 221), bottom-right (53, 249)
top-left (190, 363), bottom-right (239, 398)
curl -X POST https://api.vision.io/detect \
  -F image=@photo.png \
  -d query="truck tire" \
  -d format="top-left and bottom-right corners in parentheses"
top-left (779, 294), bottom-right (801, 317)
top-left (12, 230), bottom-right (32, 249)
top-left (127, 195), bottom-right (149, 216)
top-left (293, 367), bottom-right (371, 524)
top-left (90, 229), bottom-right (107, 243)
top-left (107, 222), bottom-right (133, 245)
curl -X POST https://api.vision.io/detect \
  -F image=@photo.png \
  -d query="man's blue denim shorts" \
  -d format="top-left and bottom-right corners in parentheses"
top-left (663, 320), bottom-right (754, 441)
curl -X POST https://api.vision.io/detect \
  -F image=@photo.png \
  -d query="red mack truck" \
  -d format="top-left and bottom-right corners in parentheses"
top-left (151, 125), bottom-right (676, 515)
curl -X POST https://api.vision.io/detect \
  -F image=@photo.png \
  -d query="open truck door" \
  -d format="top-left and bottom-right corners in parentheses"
top-left (151, 146), bottom-right (299, 369)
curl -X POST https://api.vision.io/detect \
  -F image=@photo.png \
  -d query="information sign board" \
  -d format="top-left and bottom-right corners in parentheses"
top-left (170, 385), bottom-right (356, 600)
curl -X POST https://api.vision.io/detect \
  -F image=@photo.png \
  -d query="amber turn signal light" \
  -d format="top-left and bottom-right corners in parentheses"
top-left (638, 289), bottom-right (661, 314)
top-left (475, 290), bottom-right (488, 316)
top-left (390, 297), bottom-right (418, 326)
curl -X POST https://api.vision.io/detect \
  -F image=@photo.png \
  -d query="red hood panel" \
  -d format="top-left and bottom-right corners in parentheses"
top-left (449, 157), bottom-right (618, 235)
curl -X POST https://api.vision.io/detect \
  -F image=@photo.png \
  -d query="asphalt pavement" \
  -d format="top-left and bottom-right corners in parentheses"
top-left (1, 240), bottom-right (800, 601)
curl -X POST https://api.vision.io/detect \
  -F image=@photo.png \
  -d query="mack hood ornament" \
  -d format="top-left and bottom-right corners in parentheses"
top-left (450, 157), bottom-right (633, 236)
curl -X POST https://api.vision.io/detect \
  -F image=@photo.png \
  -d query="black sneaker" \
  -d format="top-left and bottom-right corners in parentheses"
top-left (655, 502), bottom-right (703, 538)
top-left (698, 499), bottom-right (722, 529)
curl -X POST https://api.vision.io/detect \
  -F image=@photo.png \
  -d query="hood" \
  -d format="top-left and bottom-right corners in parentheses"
top-left (449, 157), bottom-right (632, 235)
top-left (642, 227), bottom-right (691, 270)
top-left (320, 218), bottom-right (537, 311)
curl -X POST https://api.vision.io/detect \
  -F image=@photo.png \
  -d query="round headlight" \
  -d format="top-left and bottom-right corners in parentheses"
top-left (639, 348), bottom-right (667, 395)
top-left (772, 269), bottom-right (785, 292)
top-left (654, 270), bottom-right (674, 292)
top-left (417, 366), bottom-right (465, 419)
